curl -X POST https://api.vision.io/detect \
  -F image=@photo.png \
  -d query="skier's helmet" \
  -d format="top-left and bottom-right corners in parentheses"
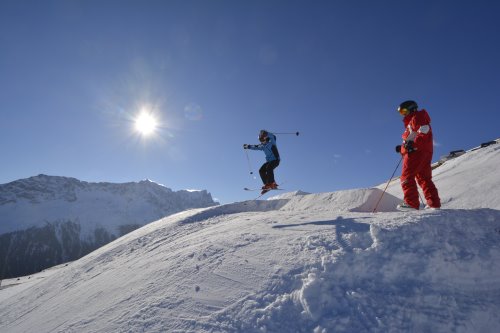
top-left (398, 100), bottom-right (418, 116)
top-left (259, 130), bottom-right (268, 143)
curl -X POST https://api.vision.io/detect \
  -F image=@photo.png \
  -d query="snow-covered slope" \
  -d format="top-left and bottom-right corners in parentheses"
top-left (0, 175), bottom-right (218, 278)
top-left (1, 145), bottom-right (499, 333)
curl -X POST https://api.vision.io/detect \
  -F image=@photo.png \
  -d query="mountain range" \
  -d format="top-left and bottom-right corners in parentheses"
top-left (0, 175), bottom-right (218, 279)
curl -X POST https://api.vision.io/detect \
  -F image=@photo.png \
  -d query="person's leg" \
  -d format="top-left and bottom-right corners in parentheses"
top-left (267, 160), bottom-right (280, 184)
top-left (259, 163), bottom-right (268, 186)
top-left (401, 153), bottom-right (423, 209)
top-left (416, 152), bottom-right (441, 208)
top-left (260, 160), bottom-right (280, 188)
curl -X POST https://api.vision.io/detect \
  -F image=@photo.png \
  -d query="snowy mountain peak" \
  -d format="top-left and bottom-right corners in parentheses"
top-left (0, 175), bottom-right (218, 278)
top-left (0, 174), bottom-right (194, 205)
top-left (0, 174), bottom-right (80, 204)
top-left (0, 174), bottom-right (214, 211)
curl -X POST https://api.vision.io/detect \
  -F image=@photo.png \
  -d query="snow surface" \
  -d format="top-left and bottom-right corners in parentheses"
top-left (1, 144), bottom-right (500, 333)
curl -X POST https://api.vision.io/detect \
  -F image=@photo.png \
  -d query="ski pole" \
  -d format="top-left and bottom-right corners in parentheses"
top-left (418, 191), bottom-right (425, 208)
top-left (372, 156), bottom-right (403, 213)
top-left (245, 150), bottom-right (254, 175)
top-left (272, 131), bottom-right (300, 136)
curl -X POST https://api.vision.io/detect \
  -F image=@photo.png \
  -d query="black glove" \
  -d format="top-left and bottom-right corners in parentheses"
top-left (395, 145), bottom-right (401, 153)
top-left (404, 140), bottom-right (416, 153)
top-left (243, 144), bottom-right (252, 149)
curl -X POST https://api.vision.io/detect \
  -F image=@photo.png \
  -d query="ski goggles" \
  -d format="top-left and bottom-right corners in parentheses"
top-left (258, 130), bottom-right (268, 142)
top-left (398, 107), bottom-right (411, 116)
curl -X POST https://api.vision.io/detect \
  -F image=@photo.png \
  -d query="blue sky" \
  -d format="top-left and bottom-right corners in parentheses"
top-left (1, 0), bottom-right (499, 203)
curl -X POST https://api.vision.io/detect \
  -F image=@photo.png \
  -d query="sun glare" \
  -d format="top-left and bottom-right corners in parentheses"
top-left (135, 112), bottom-right (158, 136)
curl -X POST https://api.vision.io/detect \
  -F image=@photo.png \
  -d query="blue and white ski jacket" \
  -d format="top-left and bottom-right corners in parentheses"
top-left (248, 132), bottom-right (280, 162)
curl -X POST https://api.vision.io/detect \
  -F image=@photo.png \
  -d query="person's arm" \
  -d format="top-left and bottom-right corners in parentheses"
top-left (243, 144), bottom-right (264, 150)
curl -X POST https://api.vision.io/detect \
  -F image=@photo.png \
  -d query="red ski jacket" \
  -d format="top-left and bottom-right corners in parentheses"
top-left (401, 109), bottom-right (434, 154)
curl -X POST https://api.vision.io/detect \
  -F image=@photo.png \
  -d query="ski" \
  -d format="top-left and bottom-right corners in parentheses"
top-left (244, 187), bottom-right (285, 192)
top-left (244, 187), bottom-right (285, 200)
top-left (245, 181), bottom-right (286, 199)
top-left (395, 203), bottom-right (441, 212)
top-left (253, 188), bottom-right (283, 199)
top-left (244, 181), bottom-right (286, 192)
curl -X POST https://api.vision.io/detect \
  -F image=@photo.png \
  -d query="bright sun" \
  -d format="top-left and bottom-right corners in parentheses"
top-left (135, 112), bottom-right (158, 136)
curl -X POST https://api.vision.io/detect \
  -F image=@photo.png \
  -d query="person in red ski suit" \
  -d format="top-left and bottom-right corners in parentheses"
top-left (396, 100), bottom-right (441, 210)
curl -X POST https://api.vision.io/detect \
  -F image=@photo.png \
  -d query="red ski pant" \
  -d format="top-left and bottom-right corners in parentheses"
top-left (401, 151), bottom-right (441, 209)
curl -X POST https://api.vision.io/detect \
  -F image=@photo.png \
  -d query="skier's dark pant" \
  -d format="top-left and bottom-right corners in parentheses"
top-left (259, 160), bottom-right (280, 185)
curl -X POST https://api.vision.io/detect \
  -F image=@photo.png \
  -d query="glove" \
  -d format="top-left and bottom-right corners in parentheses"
top-left (395, 145), bottom-right (401, 153)
top-left (404, 140), bottom-right (416, 153)
top-left (243, 144), bottom-right (251, 149)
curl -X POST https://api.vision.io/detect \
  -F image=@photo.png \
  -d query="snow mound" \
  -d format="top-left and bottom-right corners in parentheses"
top-left (268, 190), bottom-right (310, 200)
top-left (279, 188), bottom-right (401, 213)
top-left (180, 199), bottom-right (290, 224)
top-left (177, 187), bottom-right (400, 224)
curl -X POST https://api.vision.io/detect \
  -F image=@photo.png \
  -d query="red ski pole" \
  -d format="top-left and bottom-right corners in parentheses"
top-left (372, 156), bottom-right (403, 213)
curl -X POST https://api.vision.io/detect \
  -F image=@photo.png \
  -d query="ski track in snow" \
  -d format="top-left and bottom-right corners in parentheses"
top-left (1, 144), bottom-right (500, 333)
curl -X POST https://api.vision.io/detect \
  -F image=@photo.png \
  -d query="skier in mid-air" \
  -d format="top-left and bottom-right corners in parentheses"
top-left (395, 100), bottom-right (441, 210)
top-left (244, 130), bottom-right (280, 193)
